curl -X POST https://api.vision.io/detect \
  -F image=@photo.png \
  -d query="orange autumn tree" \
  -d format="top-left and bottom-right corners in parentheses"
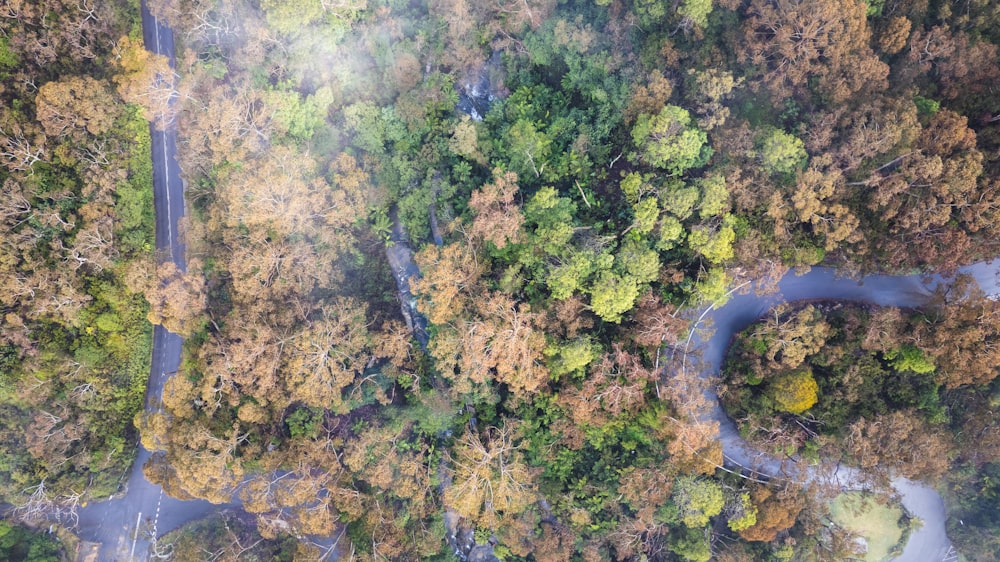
top-left (145, 261), bottom-right (207, 337)
top-left (469, 168), bottom-right (525, 250)
top-left (445, 422), bottom-right (537, 530)
top-left (740, 0), bottom-right (887, 106)
top-left (737, 484), bottom-right (806, 542)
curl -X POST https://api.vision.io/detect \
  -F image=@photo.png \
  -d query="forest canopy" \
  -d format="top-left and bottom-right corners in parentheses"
top-left (2, 0), bottom-right (1000, 560)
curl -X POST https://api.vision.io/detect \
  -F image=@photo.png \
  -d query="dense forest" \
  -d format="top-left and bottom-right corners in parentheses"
top-left (2, 0), bottom-right (1000, 560)
top-left (0, 0), bottom-right (157, 520)
top-left (721, 286), bottom-right (1000, 558)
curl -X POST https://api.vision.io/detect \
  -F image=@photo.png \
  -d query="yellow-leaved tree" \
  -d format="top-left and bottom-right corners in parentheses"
top-left (445, 423), bottom-right (537, 530)
top-left (769, 369), bottom-right (819, 414)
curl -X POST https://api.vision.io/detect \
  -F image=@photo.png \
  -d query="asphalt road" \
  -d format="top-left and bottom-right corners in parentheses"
top-left (687, 261), bottom-right (1000, 561)
top-left (70, 3), bottom-right (991, 559)
top-left (74, 4), bottom-right (224, 560)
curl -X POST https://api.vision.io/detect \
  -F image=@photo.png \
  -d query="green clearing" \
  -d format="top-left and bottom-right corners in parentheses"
top-left (829, 492), bottom-right (906, 561)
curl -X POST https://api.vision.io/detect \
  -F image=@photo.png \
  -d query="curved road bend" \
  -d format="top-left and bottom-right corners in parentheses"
top-left (70, 4), bottom-right (993, 559)
top-left (76, 4), bottom-right (224, 560)
top-left (691, 261), bottom-right (1000, 562)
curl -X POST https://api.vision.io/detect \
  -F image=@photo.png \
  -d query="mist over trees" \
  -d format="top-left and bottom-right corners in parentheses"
top-left (2, 0), bottom-right (1000, 559)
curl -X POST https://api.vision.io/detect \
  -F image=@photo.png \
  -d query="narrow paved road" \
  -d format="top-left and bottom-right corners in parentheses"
top-left (691, 261), bottom-right (1000, 561)
top-left (70, 5), bottom-right (987, 558)
top-left (75, 4), bottom-right (224, 559)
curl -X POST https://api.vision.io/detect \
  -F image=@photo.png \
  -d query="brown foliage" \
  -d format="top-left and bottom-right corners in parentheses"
top-left (283, 298), bottom-right (386, 414)
top-left (908, 25), bottom-right (1000, 101)
top-left (624, 70), bottom-right (673, 124)
top-left (788, 162), bottom-right (862, 251)
top-left (617, 466), bottom-right (675, 510)
top-left (865, 109), bottom-right (998, 264)
top-left (877, 16), bottom-right (912, 55)
top-left (737, 484), bottom-right (805, 542)
top-left (431, 292), bottom-right (549, 396)
top-left (343, 424), bottom-right (431, 503)
top-left (114, 36), bottom-right (177, 129)
top-left (917, 275), bottom-right (1000, 388)
top-left (535, 296), bottom-right (594, 339)
top-left (145, 261), bottom-right (207, 337)
top-left (4, 0), bottom-right (115, 67)
top-left (844, 409), bottom-right (952, 481)
top-left (952, 389), bottom-right (1000, 468)
top-left (445, 423), bottom-right (537, 529)
top-left (629, 291), bottom-right (688, 350)
top-left (806, 96), bottom-right (920, 174)
top-left (35, 76), bottom-right (117, 141)
top-left (752, 304), bottom-right (831, 370)
top-left (413, 242), bottom-right (483, 325)
top-left (469, 168), bottom-right (525, 249)
top-left (532, 522), bottom-right (575, 562)
top-left (559, 344), bottom-right (657, 428)
top-left (176, 73), bottom-right (272, 173)
top-left (740, 0), bottom-right (887, 105)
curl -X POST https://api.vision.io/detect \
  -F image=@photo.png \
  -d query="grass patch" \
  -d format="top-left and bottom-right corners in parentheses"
top-left (829, 492), bottom-right (906, 561)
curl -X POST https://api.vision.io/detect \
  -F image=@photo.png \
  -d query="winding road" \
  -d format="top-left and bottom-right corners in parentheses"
top-left (74, 4), bottom-right (225, 560)
top-left (66, 5), bottom-right (987, 560)
top-left (690, 263), bottom-right (1000, 561)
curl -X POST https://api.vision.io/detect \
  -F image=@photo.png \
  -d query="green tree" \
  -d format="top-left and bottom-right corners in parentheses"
top-left (657, 216), bottom-right (686, 251)
top-left (756, 128), bottom-right (807, 176)
top-left (342, 102), bottom-right (407, 156)
top-left (632, 105), bottom-right (712, 175)
top-left (524, 186), bottom-right (577, 257)
top-left (506, 119), bottom-right (553, 182)
top-left (546, 338), bottom-right (600, 380)
top-left (727, 492), bottom-right (759, 532)
top-left (687, 217), bottom-right (736, 264)
top-left (693, 267), bottom-right (730, 306)
top-left (265, 86), bottom-right (334, 143)
top-left (260, 0), bottom-right (364, 35)
top-left (661, 181), bottom-right (701, 220)
top-left (632, 197), bottom-right (660, 235)
top-left (885, 345), bottom-right (935, 374)
top-left (547, 251), bottom-right (599, 300)
top-left (0, 521), bottom-right (62, 562)
top-left (678, 0), bottom-right (713, 29)
top-left (0, 36), bottom-right (18, 69)
top-left (615, 238), bottom-right (660, 285)
top-left (672, 476), bottom-right (725, 528)
top-left (589, 270), bottom-right (640, 323)
top-left (697, 174), bottom-right (729, 219)
top-left (619, 172), bottom-right (651, 205)
top-left (669, 528), bottom-right (712, 562)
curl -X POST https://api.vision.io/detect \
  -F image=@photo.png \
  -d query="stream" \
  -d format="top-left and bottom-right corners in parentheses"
top-left (66, 8), bottom-right (982, 557)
